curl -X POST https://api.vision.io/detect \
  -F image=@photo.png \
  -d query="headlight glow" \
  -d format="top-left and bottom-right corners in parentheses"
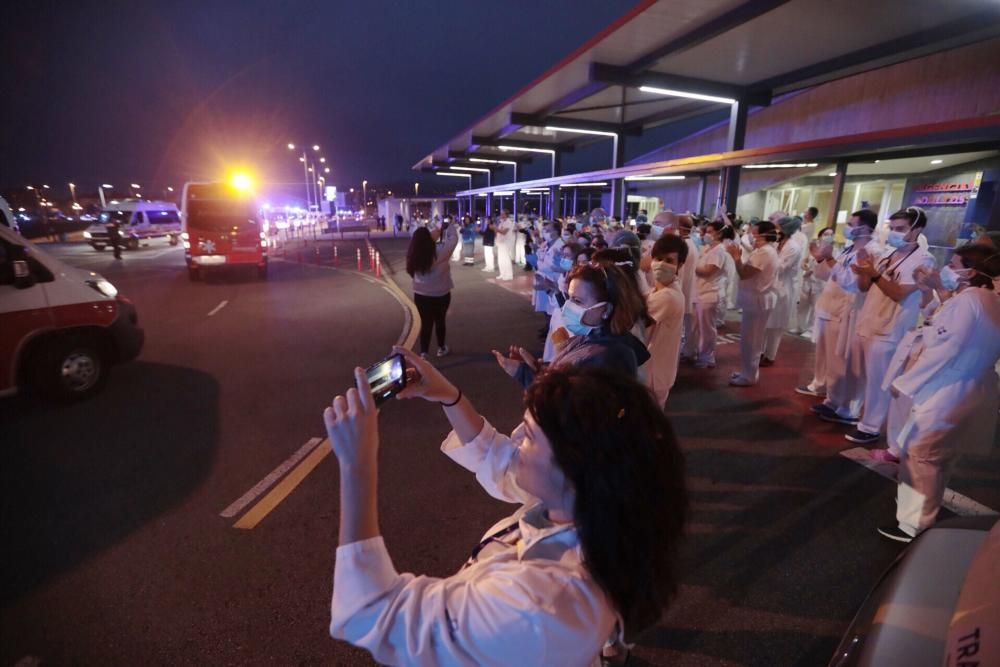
top-left (86, 279), bottom-right (118, 298)
top-left (83, 231), bottom-right (92, 239)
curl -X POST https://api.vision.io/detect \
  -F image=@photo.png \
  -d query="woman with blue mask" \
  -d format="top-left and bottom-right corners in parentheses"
top-left (875, 247), bottom-right (1000, 542)
top-left (848, 207), bottom-right (936, 447)
top-left (493, 263), bottom-right (650, 388)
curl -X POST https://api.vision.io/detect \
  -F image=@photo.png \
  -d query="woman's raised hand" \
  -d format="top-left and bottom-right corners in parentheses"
top-left (324, 367), bottom-right (379, 470)
top-left (393, 346), bottom-right (459, 403)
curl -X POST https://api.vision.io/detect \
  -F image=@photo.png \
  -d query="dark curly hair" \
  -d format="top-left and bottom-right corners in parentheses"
top-left (526, 367), bottom-right (687, 634)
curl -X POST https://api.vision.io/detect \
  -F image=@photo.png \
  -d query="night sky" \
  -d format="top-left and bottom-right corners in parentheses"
top-left (3, 0), bottom-right (643, 202)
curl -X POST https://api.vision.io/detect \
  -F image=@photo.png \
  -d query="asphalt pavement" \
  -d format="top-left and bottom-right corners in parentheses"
top-left (2, 235), bottom-right (998, 666)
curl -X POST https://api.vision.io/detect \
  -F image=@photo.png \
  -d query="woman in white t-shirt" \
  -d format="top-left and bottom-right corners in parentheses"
top-left (693, 221), bottom-right (734, 368)
top-left (726, 221), bottom-right (780, 386)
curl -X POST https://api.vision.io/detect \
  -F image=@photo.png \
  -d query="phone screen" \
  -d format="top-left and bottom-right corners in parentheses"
top-left (365, 353), bottom-right (406, 406)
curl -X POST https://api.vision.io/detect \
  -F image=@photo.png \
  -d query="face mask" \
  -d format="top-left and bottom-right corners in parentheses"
top-left (651, 260), bottom-right (677, 286)
top-left (559, 257), bottom-right (574, 272)
top-left (561, 233), bottom-right (572, 242)
top-left (562, 300), bottom-right (607, 337)
top-left (844, 225), bottom-right (864, 241)
top-left (649, 225), bottom-right (664, 241)
top-left (690, 233), bottom-right (703, 248)
top-left (939, 265), bottom-right (961, 291)
top-left (819, 234), bottom-right (835, 245)
top-left (545, 231), bottom-right (557, 242)
top-left (887, 228), bottom-right (910, 248)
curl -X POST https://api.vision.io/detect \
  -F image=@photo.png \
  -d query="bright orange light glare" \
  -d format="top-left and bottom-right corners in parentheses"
top-left (230, 172), bottom-right (254, 191)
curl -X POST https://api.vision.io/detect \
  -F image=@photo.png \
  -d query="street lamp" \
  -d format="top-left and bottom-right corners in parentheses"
top-left (362, 180), bottom-right (368, 213)
top-left (289, 141), bottom-right (319, 212)
top-left (414, 182), bottom-right (419, 197)
top-left (312, 144), bottom-right (320, 152)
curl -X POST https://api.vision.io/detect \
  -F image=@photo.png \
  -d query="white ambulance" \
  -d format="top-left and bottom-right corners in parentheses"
top-left (83, 199), bottom-right (182, 251)
top-left (0, 224), bottom-right (144, 400)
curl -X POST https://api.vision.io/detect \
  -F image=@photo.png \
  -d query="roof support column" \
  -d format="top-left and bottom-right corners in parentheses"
top-left (486, 192), bottom-right (493, 218)
top-left (719, 98), bottom-right (748, 215)
top-left (827, 161), bottom-right (848, 230)
top-left (550, 185), bottom-right (562, 220)
top-left (610, 133), bottom-right (626, 221)
top-left (696, 174), bottom-right (708, 217)
top-left (573, 188), bottom-right (578, 216)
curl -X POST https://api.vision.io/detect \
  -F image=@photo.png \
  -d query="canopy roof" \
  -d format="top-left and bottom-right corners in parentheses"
top-left (414, 0), bottom-right (1000, 171)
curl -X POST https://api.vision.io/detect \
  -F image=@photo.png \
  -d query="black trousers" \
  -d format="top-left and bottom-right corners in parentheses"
top-left (413, 292), bottom-right (451, 353)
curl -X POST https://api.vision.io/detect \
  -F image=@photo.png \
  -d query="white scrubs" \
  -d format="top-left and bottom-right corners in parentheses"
top-left (495, 218), bottom-right (515, 281)
top-left (736, 244), bottom-right (779, 383)
top-left (855, 245), bottom-right (936, 437)
top-left (693, 242), bottom-right (728, 366)
top-left (764, 234), bottom-right (805, 361)
top-left (646, 282), bottom-right (686, 406)
top-left (884, 287), bottom-right (1000, 536)
top-left (680, 236), bottom-right (700, 359)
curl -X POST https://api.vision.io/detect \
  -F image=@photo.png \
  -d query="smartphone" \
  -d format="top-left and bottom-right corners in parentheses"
top-left (364, 353), bottom-right (407, 406)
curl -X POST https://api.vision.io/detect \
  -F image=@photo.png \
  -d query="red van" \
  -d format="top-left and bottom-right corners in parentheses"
top-left (0, 224), bottom-right (144, 400)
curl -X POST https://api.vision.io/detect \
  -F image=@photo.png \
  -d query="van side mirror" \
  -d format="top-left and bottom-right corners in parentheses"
top-left (13, 260), bottom-right (35, 289)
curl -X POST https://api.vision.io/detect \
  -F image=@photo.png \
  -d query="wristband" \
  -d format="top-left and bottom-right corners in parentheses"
top-left (440, 388), bottom-right (462, 407)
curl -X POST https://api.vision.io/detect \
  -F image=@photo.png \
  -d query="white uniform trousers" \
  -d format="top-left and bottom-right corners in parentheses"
top-left (763, 326), bottom-right (784, 361)
top-left (857, 335), bottom-right (896, 435)
top-left (515, 234), bottom-right (526, 265)
top-left (739, 305), bottom-right (771, 383)
top-left (483, 246), bottom-right (495, 271)
top-left (497, 241), bottom-right (514, 281)
top-left (694, 301), bottom-right (719, 365)
top-left (805, 316), bottom-right (832, 393)
top-left (681, 313), bottom-right (698, 359)
top-left (797, 290), bottom-right (817, 336)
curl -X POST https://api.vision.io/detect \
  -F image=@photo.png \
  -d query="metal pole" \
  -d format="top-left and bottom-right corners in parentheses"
top-left (302, 152), bottom-right (312, 212)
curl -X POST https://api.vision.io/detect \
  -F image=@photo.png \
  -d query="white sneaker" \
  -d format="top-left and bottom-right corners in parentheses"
top-left (729, 375), bottom-right (755, 387)
top-left (436, 345), bottom-right (450, 357)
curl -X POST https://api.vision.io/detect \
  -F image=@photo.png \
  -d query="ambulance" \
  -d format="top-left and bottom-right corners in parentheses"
top-left (0, 224), bottom-right (144, 400)
top-left (181, 176), bottom-right (268, 280)
top-left (83, 199), bottom-right (182, 251)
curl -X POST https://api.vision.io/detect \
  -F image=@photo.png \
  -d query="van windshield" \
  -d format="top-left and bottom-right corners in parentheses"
top-left (146, 210), bottom-right (181, 223)
top-left (187, 200), bottom-right (257, 231)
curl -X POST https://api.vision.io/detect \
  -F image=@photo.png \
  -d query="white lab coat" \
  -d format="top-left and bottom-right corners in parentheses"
top-left (736, 244), bottom-right (779, 383)
top-left (787, 230), bottom-right (809, 331)
top-left (330, 420), bottom-right (617, 667)
top-left (646, 282), bottom-right (685, 406)
top-left (882, 288), bottom-right (1000, 534)
top-left (495, 217), bottom-right (516, 281)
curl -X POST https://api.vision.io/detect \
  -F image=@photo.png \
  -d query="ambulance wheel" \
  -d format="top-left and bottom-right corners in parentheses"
top-left (127, 237), bottom-right (140, 250)
top-left (33, 334), bottom-right (109, 401)
top-left (188, 266), bottom-right (202, 281)
top-left (92, 243), bottom-right (106, 251)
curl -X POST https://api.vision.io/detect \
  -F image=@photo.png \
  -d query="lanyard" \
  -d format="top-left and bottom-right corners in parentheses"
top-left (465, 522), bottom-right (520, 568)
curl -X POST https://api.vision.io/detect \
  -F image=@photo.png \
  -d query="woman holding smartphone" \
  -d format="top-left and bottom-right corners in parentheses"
top-left (324, 351), bottom-right (687, 666)
top-left (407, 224), bottom-right (459, 358)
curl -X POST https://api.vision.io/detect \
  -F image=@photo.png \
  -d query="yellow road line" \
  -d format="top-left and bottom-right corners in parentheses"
top-left (233, 439), bottom-right (331, 529)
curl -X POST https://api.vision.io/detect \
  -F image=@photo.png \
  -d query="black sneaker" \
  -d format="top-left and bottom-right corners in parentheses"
top-left (815, 405), bottom-right (859, 425)
top-left (877, 524), bottom-right (914, 543)
top-left (795, 384), bottom-right (825, 397)
top-left (845, 428), bottom-right (880, 444)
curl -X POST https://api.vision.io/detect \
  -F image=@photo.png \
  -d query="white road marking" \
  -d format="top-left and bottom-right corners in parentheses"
top-left (207, 300), bottom-right (229, 317)
top-left (220, 437), bottom-right (323, 518)
top-left (840, 447), bottom-right (998, 517)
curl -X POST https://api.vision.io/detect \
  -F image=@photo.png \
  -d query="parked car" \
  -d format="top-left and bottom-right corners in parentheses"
top-left (830, 515), bottom-right (998, 666)
top-left (0, 224), bottom-right (144, 400)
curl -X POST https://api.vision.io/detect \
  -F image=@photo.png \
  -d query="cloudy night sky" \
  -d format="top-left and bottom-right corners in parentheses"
top-left (3, 1), bottom-right (648, 200)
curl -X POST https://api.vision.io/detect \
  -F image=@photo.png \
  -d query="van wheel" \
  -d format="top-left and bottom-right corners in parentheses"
top-left (188, 266), bottom-right (202, 281)
top-left (92, 243), bottom-right (106, 251)
top-left (33, 335), bottom-right (110, 401)
top-left (127, 237), bottom-right (140, 250)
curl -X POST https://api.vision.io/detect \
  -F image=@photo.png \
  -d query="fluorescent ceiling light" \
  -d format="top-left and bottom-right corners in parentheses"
top-left (559, 182), bottom-right (608, 188)
top-left (624, 175), bottom-right (686, 181)
top-left (469, 158), bottom-right (517, 165)
top-left (544, 125), bottom-right (617, 138)
top-left (494, 191), bottom-right (514, 196)
top-left (744, 163), bottom-right (819, 169)
top-left (639, 85), bottom-right (736, 105)
top-left (450, 166), bottom-right (491, 173)
top-left (437, 172), bottom-right (473, 178)
top-left (498, 145), bottom-right (555, 155)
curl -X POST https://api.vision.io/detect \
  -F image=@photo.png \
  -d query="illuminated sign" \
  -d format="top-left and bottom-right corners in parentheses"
top-left (325, 186), bottom-right (337, 202)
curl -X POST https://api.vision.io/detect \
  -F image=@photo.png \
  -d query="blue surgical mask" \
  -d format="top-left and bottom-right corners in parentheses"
top-left (939, 265), bottom-right (960, 291)
top-left (887, 230), bottom-right (908, 248)
top-left (819, 234), bottom-right (835, 245)
top-left (845, 226), bottom-right (864, 241)
top-left (562, 300), bottom-right (606, 337)
top-left (559, 257), bottom-right (574, 272)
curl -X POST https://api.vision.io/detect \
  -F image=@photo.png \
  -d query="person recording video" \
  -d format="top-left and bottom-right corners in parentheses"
top-left (324, 348), bottom-right (687, 666)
